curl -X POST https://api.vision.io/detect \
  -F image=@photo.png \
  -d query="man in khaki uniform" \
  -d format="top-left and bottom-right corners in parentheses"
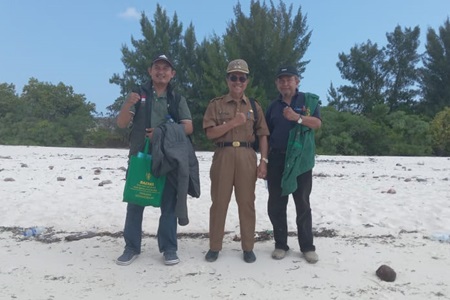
top-left (202, 59), bottom-right (269, 263)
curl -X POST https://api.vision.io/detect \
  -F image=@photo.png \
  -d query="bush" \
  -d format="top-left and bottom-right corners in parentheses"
top-left (430, 107), bottom-right (450, 156)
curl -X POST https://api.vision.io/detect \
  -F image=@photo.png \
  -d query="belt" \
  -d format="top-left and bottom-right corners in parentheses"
top-left (216, 141), bottom-right (254, 148)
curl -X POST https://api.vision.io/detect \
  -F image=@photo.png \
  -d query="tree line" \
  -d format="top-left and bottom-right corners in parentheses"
top-left (1, 1), bottom-right (449, 156)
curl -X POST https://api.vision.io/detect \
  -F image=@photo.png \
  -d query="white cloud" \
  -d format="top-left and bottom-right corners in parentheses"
top-left (118, 7), bottom-right (140, 20)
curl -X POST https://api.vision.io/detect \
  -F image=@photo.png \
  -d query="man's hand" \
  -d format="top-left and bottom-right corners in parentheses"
top-left (283, 106), bottom-right (300, 122)
top-left (232, 112), bottom-right (247, 127)
top-left (145, 128), bottom-right (154, 139)
top-left (126, 92), bottom-right (141, 108)
top-left (117, 92), bottom-right (141, 128)
top-left (257, 162), bottom-right (267, 179)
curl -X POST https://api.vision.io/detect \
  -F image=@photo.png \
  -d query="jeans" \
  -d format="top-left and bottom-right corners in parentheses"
top-left (267, 152), bottom-right (315, 253)
top-left (123, 179), bottom-right (178, 254)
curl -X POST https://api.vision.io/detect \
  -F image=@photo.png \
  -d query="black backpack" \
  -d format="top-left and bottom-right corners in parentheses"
top-left (249, 98), bottom-right (259, 152)
top-left (132, 85), bottom-right (181, 128)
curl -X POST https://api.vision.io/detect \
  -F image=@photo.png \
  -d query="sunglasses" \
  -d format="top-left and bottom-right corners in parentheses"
top-left (228, 75), bottom-right (248, 83)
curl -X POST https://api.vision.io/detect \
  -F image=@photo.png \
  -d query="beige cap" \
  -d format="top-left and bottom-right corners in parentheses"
top-left (226, 59), bottom-right (249, 74)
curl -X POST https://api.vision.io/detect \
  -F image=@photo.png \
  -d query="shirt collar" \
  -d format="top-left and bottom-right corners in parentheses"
top-left (277, 88), bottom-right (299, 102)
top-left (224, 93), bottom-right (248, 105)
top-left (152, 89), bottom-right (167, 99)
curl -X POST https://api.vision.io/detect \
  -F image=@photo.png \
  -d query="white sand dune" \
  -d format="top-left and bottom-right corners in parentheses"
top-left (1, 145), bottom-right (449, 299)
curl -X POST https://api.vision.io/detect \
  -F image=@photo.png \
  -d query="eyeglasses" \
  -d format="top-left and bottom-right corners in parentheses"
top-left (228, 75), bottom-right (248, 83)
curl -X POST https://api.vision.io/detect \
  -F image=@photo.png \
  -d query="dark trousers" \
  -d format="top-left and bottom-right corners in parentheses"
top-left (123, 179), bottom-right (178, 254)
top-left (267, 152), bottom-right (315, 253)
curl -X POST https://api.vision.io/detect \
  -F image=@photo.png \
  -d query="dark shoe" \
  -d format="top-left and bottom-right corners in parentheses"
top-left (178, 217), bottom-right (189, 226)
top-left (243, 250), bottom-right (256, 263)
top-left (205, 250), bottom-right (219, 262)
top-left (164, 251), bottom-right (180, 265)
top-left (116, 250), bottom-right (138, 266)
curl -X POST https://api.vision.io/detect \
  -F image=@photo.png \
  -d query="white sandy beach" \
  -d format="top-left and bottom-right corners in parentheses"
top-left (1, 145), bottom-right (449, 300)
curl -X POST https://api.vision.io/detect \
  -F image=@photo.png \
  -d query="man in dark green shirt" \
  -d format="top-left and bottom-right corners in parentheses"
top-left (116, 54), bottom-right (193, 266)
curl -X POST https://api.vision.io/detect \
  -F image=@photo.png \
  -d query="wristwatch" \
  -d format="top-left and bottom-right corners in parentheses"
top-left (261, 157), bottom-right (269, 164)
top-left (297, 115), bottom-right (303, 124)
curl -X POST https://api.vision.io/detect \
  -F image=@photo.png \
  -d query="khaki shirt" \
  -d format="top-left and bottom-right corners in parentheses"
top-left (203, 94), bottom-right (269, 143)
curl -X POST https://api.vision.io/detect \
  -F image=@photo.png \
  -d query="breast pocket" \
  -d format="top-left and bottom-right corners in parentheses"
top-left (217, 110), bottom-right (232, 125)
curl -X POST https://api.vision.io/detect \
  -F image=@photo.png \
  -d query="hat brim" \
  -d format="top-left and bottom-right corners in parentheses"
top-left (152, 58), bottom-right (174, 69)
top-left (227, 68), bottom-right (249, 74)
top-left (277, 72), bottom-right (297, 78)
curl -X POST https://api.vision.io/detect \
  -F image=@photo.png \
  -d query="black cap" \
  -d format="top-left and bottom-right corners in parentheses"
top-left (152, 54), bottom-right (174, 69)
top-left (276, 66), bottom-right (298, 78)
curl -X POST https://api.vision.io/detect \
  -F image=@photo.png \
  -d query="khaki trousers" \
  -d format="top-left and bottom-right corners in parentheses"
top-left (209, 147), bottom-right (257, 251)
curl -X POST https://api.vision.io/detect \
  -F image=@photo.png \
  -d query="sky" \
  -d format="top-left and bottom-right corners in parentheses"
top-left (1, 1), bottom-right (449, 114)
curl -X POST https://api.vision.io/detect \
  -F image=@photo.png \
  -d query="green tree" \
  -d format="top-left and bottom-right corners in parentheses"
top-left (384, 25), bottom-right (421, 112)
top-left (187, 37), bottom-right (229, 148)
top-left (108, 4), bottom-right (209, 145)
top-left (0, 83), bottom-right (18, 117)
top-left (19, 78), bottom-right (96, 146)
top-left (430, 107), bottom-right (450, 156)
top-left (333, 40), bottom-right (387, 115)
top-left (384, 111), bottom-right (431, 155)
top-left (316, 107), bottom-right (388, 155)
top-left (109, 5), bottom-right (190, 95)
top-left (420, 18), bottom-right (450, 118)
top-left (108, 1), bottom-right (312, 149)
top-left (330, 25), bottom-right (422, 116)
top-left (0, 83), bottom-right (22, 144)
top-left (224, 0), bottom-right (311, 105)
top-left (327, 82), bottom-right (346, 111)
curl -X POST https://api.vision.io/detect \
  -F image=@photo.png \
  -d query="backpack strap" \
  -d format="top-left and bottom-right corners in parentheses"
top-left (131, 85), bottom-right (152, 129)
top-left (249, 97), bottom-right (258, 133)
top-left (167, 90), bottom-right (180, 122)
top-left (249, 98), bottom-right (259, 151)
top-left (133, 84), bottom-right (180, 127)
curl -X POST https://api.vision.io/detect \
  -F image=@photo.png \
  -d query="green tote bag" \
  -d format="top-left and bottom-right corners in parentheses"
top-left (123, 138), bottom-right (166, 207)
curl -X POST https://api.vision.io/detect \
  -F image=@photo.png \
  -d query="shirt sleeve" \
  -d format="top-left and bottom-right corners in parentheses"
top-left (255, 102), bottom-right (270, 136)
top-left (177, 95), bottom-right (192, 121)
top-left (202, 101), bottom-right (217, 130)
top-left (312, 104), bottom-right (321, 119)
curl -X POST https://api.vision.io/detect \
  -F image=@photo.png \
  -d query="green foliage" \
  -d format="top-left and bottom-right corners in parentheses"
top-left (326, 22), bottom-right (443, 156)
top-left (316, 106), bottom-right (431, 156)
top-left (2, 3), bottom-right (447, 156)
top-left (109, 0), bottom-right (312, 150)
top-left (0, 78), bottom-right (96, 147)
top-left (28, 120), bottom-right (75, 146)
top-left (224, 0), bottom-right (311, 106)
top-left (333, 40), bottom-right (387, 115)
top-left (419, 18), bottom-right (450, 118)
top-left (0, 83), bottom-right (21, 144)
top-left (430, 107), bottom-right (450, 156)
top-left (0, 83), bottom-right (18, 118)
top-left (109, 4), bottom-right (186, 94)
top-left (316, 107), bottom-right (387, 155)
top-left (331, 25), bottom-right (421, 116)
top-left (384, 26), bottom-right (421, 112)
top-left (83, 127), bottom-right (127, 148)
top-left (384, 111), bottom-right (432, 155)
